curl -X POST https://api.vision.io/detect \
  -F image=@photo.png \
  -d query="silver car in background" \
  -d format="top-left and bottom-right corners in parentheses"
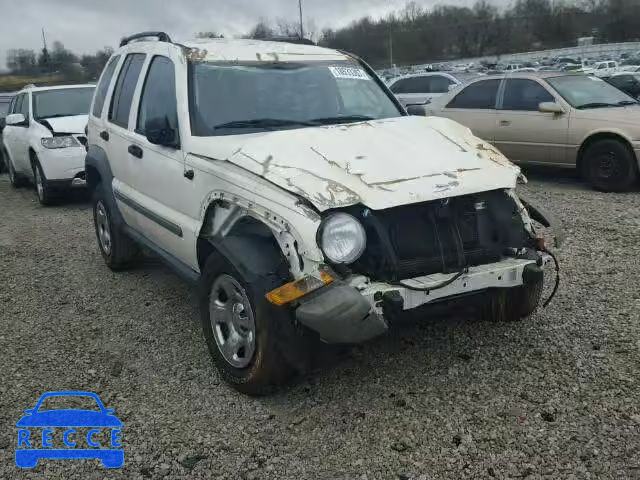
top-left (388, 72), bottom-right (482, 107)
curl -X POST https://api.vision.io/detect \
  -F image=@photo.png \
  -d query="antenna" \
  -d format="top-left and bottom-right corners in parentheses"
top-left (298, 0), bottom-right (304, 39)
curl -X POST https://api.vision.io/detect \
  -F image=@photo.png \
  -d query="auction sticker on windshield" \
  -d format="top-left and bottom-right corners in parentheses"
top-left (329, 66), bottom-right (370, 80)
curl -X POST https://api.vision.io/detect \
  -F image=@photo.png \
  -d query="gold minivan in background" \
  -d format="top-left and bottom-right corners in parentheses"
top-left (425, 73), bottom-right (640, 192)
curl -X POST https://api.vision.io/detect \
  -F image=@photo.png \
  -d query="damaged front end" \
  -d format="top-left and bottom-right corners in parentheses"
top-left (265, 188), bottom-right (561, 344)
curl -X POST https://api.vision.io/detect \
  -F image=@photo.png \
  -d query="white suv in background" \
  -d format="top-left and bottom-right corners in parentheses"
top-left (86, 32), bottom-right (557, 395)
top-left (2, 84), bottom-right (95, 205)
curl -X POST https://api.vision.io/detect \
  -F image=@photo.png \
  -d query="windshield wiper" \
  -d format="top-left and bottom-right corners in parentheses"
top-left (576, 102), bottom-right (618, 109)
top-left (213, 118), bottom-right (315, 130)
top-left (309, 115), bottom-right (375, 125)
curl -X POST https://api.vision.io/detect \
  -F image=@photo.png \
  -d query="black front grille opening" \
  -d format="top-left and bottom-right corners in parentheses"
top-left (74, 171), bottom-right (86, 180)
top-left (341, 190), bottom-right (533, 282)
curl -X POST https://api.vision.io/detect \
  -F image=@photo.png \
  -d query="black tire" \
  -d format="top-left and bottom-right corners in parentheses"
top-left (92, 185), bottom-right (138, 271)
top-left (0, 146), bottom-right (6, 174)
top-left (583, 139), bottom-right (638, 192)
top-left (199, 251), bottom-right (297, 395)
top-left (6, 151), bottom-right (27, 188)
top-left (32, 158), bottom-right (55, 206)
top-left (481, 278), bottom-right (544, 323)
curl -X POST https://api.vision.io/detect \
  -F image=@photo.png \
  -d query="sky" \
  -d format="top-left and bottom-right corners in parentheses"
top-left (0, 0), bottom-right (492, 70)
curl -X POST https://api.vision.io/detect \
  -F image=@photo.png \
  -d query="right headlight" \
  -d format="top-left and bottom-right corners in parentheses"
top-left (318, 213), bottom-right (366, 264)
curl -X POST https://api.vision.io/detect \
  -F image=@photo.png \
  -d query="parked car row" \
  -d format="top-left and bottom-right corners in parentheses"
top-left (417, 73), bottom-right (640, 192)
top-left (2, 33), bottom-right (560, 395)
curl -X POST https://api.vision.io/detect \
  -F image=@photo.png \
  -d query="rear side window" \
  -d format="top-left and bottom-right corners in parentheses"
top-left (92, 55), bottom-right (120, 117)
top-left (137, 56), bottom-right (178, 135)
top-left (447, 79), bottom-right (500, 109)
top-left (109, 53), bottom-right (146, 128)
top-left (430, 75), bottom-right (454, 93)
top-left (390, 77), bottom-right (432, 94)
top-left (501, 79), bottom-right (554, 111)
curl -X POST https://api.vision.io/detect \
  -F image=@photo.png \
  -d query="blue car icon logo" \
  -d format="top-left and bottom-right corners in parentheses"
top-left (15, 391), bottom-right (123, 468)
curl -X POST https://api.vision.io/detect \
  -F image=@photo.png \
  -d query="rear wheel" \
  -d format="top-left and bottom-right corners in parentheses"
top-left (199, 251), bottom-right (297, 395)
top-left (481, 278), bottom-right (543, 323)
top-left (93, 185), bottom-right (138, 270)
top-left (583, 139), bottom-right (638, 192)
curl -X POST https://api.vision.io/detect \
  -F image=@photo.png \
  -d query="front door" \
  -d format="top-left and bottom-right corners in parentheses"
top-left (127, 54), bottom-right (196, 269)
top-left (494, 79), bottom-right (570, 166)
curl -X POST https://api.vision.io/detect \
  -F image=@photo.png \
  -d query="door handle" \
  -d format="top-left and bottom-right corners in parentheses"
top-left (499, 120), bottom-right (511, 127)
top-left (128, 145), bottom-right (143, 158)
top-left (99, 130), bottom-right (109, 141)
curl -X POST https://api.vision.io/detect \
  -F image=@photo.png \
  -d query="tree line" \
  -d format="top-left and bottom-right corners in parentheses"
top-left (6, 41), bottom-right (113, 80)
top-left (5, 0), bottom-right (640, 78)
top-left (318, 0), bottom-right (640, 68)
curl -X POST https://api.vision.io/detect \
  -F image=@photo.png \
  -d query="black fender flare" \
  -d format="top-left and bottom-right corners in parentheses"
top-left (85, 145), bottom-right (125, 226)
top-left (208, 235), bottom-right (289, 284)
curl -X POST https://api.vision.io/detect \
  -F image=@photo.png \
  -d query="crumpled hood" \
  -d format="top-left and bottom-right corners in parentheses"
top-left (189, 116), bottom-right (520, 211)
top-left (39, 114), bottom-right (88, 134)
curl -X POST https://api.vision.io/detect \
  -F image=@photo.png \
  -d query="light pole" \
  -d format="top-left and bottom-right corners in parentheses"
top-left (298, 0), bottom-right (304, 39)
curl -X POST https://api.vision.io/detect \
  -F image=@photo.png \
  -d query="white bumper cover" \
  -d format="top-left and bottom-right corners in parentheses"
top-left (355, 257), bottom-right (547, 314)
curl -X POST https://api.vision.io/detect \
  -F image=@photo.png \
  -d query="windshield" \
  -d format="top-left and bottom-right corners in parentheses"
top-left (546, 75), bottom-right (637, 109)
top-left (32, 87), bottom-right (95, 120)
top-left (189, 60), bottom-right (402, 136)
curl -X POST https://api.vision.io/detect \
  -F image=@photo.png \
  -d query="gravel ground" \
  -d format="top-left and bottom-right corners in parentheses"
top-left (0, 171), bottom-right (639, 480)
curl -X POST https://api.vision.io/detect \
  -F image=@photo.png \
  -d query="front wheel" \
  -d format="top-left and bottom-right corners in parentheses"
top-left (583, 139), bottom-right (638, 192)
top-left (32, 158), bottom-right (54, 206)
top-left (199, 251), bottom-right (295, 395)
top-left (481, 277), bottom-right (544, 323)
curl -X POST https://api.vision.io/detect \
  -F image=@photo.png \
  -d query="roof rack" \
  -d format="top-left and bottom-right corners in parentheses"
top-left (265, 36), bottom-right (315, 46)
top-left (120, 31), bottom-right (172, 47)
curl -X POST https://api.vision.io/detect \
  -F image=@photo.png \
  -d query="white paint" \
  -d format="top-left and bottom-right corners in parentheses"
top-left (189, 115), bottom-right (520, 211)
top-left (42, 115), bottom-right (88, 134)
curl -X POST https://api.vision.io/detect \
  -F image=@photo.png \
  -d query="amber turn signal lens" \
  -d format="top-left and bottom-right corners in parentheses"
top-left (265, 272), bottom-right (334, 306)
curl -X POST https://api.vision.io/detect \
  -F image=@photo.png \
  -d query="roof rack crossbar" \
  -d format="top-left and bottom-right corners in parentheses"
top-left (120, 31), bottom-right (172, 47)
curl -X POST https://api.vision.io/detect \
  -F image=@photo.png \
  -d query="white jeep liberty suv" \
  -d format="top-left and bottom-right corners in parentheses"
top-left (86, 32), bottom-right (560, 394)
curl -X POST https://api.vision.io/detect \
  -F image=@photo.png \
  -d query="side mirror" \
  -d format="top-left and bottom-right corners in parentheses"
top-left (145, 117), bottom-right (178, 148)
top-left (538, 102), bottom-right (565, 114)
top-left (406, 104), bottom-right (428, 116)
top-left (5, 113), bottom-right (27, 127)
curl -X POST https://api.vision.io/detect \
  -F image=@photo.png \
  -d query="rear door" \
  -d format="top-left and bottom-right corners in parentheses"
top-left (438, 79), bottom-right (501, 142)
top-left (105, 52), bottom-right (147, 230)
top-left (494, 78), bottom-right (569, 166)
